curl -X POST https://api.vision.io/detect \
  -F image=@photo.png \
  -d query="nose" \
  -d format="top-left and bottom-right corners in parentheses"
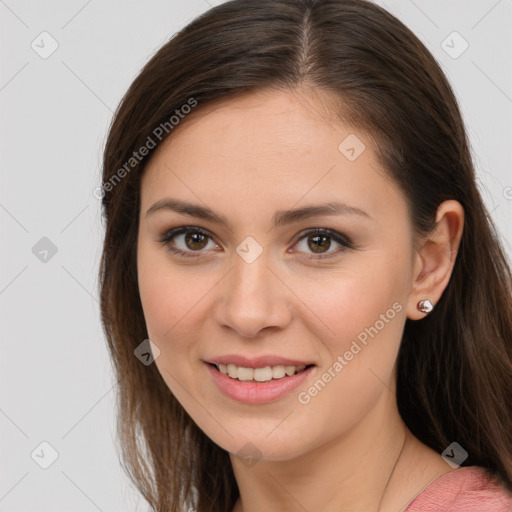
top-left (214, 252), bottom-right (293, 339)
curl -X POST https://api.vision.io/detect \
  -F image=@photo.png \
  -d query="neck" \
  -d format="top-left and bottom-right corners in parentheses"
top-left (230, 388), bottom-right (440, 512)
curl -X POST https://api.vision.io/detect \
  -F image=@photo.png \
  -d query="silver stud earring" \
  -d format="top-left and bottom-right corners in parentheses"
top-left (417, 299), bottom-right (434, 314)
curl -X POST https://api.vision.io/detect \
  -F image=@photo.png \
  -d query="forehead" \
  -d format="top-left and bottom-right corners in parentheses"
top-left (140, 88), bottom-right (408, 231)
top-left (147, 88), bottom-right (348, 167)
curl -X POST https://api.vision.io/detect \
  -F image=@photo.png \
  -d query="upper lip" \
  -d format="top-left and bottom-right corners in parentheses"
top-left (205, 355), bottom-right (316, 368)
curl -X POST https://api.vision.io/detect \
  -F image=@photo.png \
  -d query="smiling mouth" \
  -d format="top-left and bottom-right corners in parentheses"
top-left (209, 362), bottom-right (315, 382)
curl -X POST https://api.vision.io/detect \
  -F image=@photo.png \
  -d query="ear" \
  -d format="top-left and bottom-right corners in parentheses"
top-left (406, 199), bottom-right (465, 320)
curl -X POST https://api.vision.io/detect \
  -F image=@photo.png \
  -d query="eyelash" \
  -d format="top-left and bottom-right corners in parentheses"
top-left (158, 226), bottom-right (354, 260)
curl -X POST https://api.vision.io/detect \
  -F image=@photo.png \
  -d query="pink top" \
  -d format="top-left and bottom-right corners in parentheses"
top-left (406, 466), bottom-right (512, 511)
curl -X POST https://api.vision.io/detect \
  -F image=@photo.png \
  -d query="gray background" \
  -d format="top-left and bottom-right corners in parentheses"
top-left (1, 0), bottom-right (511, 510)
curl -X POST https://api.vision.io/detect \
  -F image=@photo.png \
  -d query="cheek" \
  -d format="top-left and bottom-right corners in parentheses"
top-left (291, 252), bottom-right (408, 412)
top-left (265, 271), bottom-right (408, 458)
top-left (136, 245), bottom-right (208, 412)
top-left (137, 242), bottom-right (210, 342)
top-left (302, 251), bottom-right (408, 355)
top-left (136, 243), bottom-right (222, 412)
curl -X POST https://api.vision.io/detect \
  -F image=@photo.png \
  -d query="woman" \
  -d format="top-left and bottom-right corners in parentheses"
top-left (98, 0), bottom-right (512, 510)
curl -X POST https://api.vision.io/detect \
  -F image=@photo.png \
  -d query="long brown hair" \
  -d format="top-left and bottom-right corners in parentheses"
top-left (98, 1), bottom-right (512, 510)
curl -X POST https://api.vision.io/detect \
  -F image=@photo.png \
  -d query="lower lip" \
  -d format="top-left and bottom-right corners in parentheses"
top-left (205, 363), bottom-right (316, 404)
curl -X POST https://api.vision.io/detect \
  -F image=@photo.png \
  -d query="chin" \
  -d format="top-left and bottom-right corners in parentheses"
top-left (204, 422), bottom-right (314, 463)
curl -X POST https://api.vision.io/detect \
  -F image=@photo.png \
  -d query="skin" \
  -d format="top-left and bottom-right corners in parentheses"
top-left (136, 88), bottom-right (464, 511)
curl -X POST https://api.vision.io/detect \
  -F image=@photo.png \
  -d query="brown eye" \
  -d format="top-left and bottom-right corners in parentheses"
top-left (307, 234), bottom-right (332, 253)
top-left (160, 226), bottom-right (218, 258)
top-left (184, 232), bottom-right (209, 250)
top-left (294, 229), bottom-right (353, 258)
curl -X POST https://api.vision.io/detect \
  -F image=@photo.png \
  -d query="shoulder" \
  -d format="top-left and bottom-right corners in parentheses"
top-left (405, 466), bottom-right (512, 512)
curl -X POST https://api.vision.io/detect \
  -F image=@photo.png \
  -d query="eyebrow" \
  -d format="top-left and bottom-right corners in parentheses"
top-left (145, 198), bottom-right (371, 228)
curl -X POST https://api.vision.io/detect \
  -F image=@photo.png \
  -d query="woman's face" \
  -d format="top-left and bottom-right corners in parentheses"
top-left (137, 88), bottom-right (418, 461)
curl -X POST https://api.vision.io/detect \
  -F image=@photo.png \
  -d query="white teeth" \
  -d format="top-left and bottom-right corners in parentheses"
top-left (227, 364), bottom-right (238, 378)
top-left (215, 363), bottom-right (309, 382)
top-left (272, 365), bottom-right (286, 379)
top-left (253, 366), bottom-right (273, 382)
top-left (284, 365), bottom-right (295, 376)
top-left (237, 367), bottom-right (254, 381)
